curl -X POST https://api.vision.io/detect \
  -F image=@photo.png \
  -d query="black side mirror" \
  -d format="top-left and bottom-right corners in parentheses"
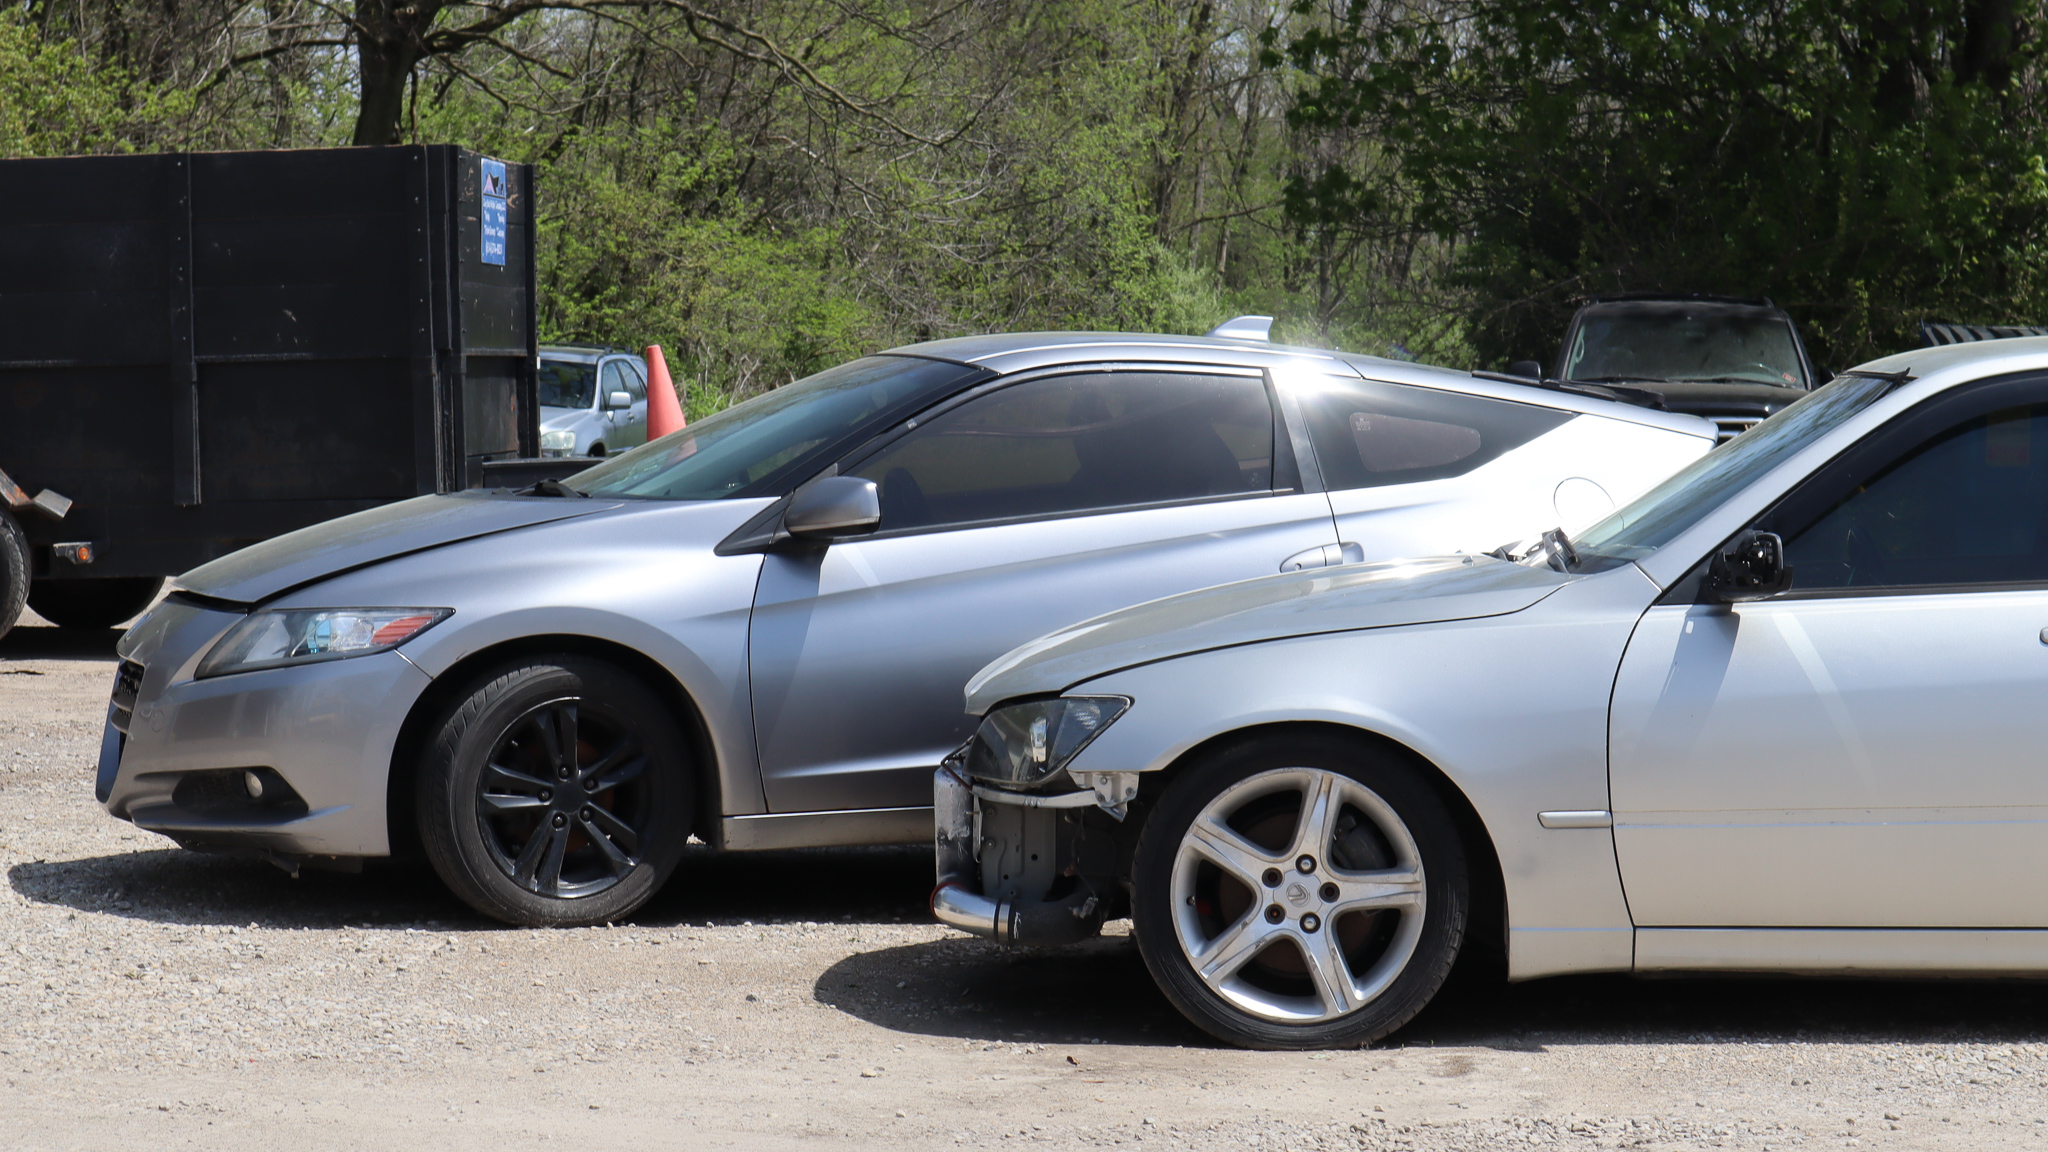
top-left (1705, 530), bottom-right (1794, 602)
top-left (784, 475), bottom-right (881, 538)
top-left (1505, 360), bottom-right (1545, 381)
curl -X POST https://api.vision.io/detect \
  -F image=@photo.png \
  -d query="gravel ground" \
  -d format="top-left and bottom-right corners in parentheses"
top-left (6, 613), bottom-right (2048, 1150)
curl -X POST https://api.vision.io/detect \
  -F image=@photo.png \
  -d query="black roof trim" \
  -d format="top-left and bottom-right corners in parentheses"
top-left (1582, 292), bottom-right (1776, 308)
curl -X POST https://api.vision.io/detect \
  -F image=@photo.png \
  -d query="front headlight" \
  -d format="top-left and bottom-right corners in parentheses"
top-left (964, 696), bottom-right (1130, 786)
top-left (196, 608), bottom-right (452, 679)
top-left (539, 429), bottom-right (579, 456)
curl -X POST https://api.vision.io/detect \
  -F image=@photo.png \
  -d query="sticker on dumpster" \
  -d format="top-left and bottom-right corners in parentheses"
top-left (480, 157), bottom-right (508, 267)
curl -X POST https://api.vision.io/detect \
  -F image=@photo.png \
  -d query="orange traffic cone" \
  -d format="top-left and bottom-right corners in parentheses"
top-left (645, 345), bottom-right (686, 438)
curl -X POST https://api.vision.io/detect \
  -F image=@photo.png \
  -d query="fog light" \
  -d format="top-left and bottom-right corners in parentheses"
top-left (243, 770), bottom-right (265, 800)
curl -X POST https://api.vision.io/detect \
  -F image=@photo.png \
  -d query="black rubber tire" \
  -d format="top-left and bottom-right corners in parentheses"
top-left (415, 656), bottom-right (692, 927)
top-left (0, 509), bottom-right (25, 640)
top-left (1130, 732), bottom-right (1468, 1050)
top-left (27, 576), bottom-right (164, 630)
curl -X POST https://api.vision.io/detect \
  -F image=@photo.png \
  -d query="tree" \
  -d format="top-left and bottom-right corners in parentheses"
top-left (1276, 0), bottom-right (2048, 368)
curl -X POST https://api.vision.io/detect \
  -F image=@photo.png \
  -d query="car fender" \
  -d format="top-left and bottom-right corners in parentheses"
top-left (268, 499), bottom-right (776, 818)
top-left (1060, 563), bottom-right (1662, 981)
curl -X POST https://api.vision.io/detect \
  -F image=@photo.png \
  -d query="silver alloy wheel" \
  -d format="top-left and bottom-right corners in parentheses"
top-left (1170, 766), bottom-right (1426, 1024)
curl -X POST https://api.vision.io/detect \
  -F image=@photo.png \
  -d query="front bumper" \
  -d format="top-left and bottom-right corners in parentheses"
top-left (101, 600), bottom-right (432, 859)
top-left (928, 766), bottom-right (1129, 946)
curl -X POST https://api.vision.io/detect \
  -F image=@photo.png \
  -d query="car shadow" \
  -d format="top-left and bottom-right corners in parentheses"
top-left (0, 622), bottom-right (122, 660)
top-left (6, 843), bottom-right (938, 932)
top-left (815, 935), bottom-right (2048, 1050)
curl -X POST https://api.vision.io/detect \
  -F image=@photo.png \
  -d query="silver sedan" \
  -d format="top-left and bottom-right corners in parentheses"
top-left (938, 336), bottom-right (2048, 1048)
top-left (98, 329), bottom-right (1710, 926)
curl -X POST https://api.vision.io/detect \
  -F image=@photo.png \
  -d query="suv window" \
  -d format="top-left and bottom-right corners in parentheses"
top-left (614, 359), bottom-right (647, 401)
top-left (1299, 378), bottom-right (1570, 490)
top-left (600, 361), bottom-right (631, 404)
top-left (1782, 398), bottom-right (2048, 591)
top-left (850, 371), bottom-right (1275, 531)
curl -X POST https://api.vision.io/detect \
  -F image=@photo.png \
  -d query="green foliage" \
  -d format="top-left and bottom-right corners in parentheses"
top-left (0, 10), bottom-right (187, 156)
top-left (1279, 0), bottom-right (2048, 370)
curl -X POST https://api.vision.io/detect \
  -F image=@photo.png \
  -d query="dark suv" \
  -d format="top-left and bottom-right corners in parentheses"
top-left (1550, 295), bottom-right (1819, 443)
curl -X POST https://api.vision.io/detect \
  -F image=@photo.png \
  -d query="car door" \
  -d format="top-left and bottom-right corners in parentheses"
top-left (618, 358), bottom-right (650, 447)
top-left (598, 359), bottom-right (647, 450)
top-left (747, 366), bottom-right (1339, 813)
top-left (1610, 374), bottom-right (2048, 927)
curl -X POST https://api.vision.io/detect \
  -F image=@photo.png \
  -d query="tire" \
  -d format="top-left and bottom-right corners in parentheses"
top-left (587, 443), bottom-right (606, 458)
top-left (27, 576), bottom-right (164, 630)
top-left (1130, 732), bottom-right (1468, 1050)
top-left (415, 656), bottom-right (693, 927)
top-left (0, 509), bottom-right (25, 640)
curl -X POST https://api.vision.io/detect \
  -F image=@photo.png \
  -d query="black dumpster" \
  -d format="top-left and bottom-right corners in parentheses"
top-left (0, 145), bottom-right (539, 634)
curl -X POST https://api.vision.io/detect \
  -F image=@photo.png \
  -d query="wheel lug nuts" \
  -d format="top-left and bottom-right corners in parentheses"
top-left (539, 789), bottom-right (552, 801)
top-left (1320, 882), bottom-right (1339, 902)
top-left (1262, 868), bottom-right (1282, 888)
top-left (1264, 905), bottom-right (1284, 924)
top-left (581, 807), bottom-right (593, 820)
top-left (557, 767), bottom-right (571, 780)
top-left (1300, 913), bottom-right (1321, 934)
top-left (551, 813), bottom-right (567, 828)
top-left (1296, 855), bottom-right (1316, 873)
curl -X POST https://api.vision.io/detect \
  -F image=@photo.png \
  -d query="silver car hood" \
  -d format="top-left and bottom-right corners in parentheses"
top-left (175, 492), bottom-right (622, 604)
top-left (965, 555), bottom-right (1570, 714)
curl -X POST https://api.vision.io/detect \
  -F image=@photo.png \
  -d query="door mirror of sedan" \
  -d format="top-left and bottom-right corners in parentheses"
top-left (783, 476), bottom-right (882, 538)
top-left (1505, 359), bottom-right (1545, 381)
top-left (1705, 530), bottom-right (1794, 602)
top-left (603, 390), bottom-right (633, 410)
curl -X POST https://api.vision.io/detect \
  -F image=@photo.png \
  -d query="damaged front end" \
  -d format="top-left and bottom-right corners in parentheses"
top-left (930, 695), bottom-right (1142, 947)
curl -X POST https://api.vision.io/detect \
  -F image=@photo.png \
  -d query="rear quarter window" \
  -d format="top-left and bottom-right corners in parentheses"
top-left (1299, 378), bottom-right (1571, 489)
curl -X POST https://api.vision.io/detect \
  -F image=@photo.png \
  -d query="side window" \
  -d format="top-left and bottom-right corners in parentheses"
top-left (850, 371), bottom-right (1275, 532)
top-left (1297, 377), bottom-right (1571, 489)
top-left (1781, 402), bottom-right (2048, 590)
top-left (621, 359), bottom-right (648, 401)
top-left (600, 361), bottom-right (631, 405)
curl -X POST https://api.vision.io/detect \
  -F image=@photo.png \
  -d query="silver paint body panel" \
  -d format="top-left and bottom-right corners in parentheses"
top-left (1047, 564), bottom-right (1663, 980)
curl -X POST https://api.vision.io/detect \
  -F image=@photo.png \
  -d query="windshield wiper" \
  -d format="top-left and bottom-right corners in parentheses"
top-left (1679, 375), bottom-right (1804, 387)
top-left (1483, 527), bottom-right (1579, 572)
top-left (1569, 374), bottom-right (1672, 384)
top-left (528, 477), bottom-right (587, 498)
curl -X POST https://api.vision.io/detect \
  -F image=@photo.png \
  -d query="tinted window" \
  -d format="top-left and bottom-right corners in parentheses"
top-left (1565, 312), bottom-right (1808, 388)
top-left (617, 359), bottom-right (647, 400)
top-left (538, 359), bottom-right (597, 408)
top-left (600, 362), bottom-right (630, 403)
top-left (1299, 378), bottom-right (1569, 490)
top-left (849, 372), bottom-right (1274, 531)
top-left (569, 355), bottom-right (981, 500)
top-left (1783, 402), bottom-right (2048, 590)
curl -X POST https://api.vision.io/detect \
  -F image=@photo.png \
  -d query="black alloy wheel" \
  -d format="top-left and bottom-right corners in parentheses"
top-left (417, 657), bottom-right (691, 926)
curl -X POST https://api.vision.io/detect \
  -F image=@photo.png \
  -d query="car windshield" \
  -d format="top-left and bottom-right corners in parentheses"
top-left (566, 355), bottom-right (983, 500)
top-left (538, 359), bottom-right (598, 408)
top-left (1570, 373), bottom-right (1903, 565)
top-left (1565, 312), bottom-right (1808, 388)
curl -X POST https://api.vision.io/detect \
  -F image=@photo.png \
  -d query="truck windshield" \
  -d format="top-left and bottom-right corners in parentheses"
top-left (1565, 313), bottom-right (1808, 388)
top-left (566, 355), bottom-right (983, 500)
top-left (538, 360), bottom-right (598, 409)
top-left (1572, 373), bottom-right (1902, 565)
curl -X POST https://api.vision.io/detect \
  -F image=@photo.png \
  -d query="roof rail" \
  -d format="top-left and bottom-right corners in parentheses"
top-left (1206, 315), bottom-right (1274, 341)
top-left (1920, 321), bottom-right (2048, 346)
top-left (1583, 293), bottom-right (1775, 308)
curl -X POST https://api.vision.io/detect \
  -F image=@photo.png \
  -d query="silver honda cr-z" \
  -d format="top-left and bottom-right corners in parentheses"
top-left (99, 328), bottom-right (1712, 926)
